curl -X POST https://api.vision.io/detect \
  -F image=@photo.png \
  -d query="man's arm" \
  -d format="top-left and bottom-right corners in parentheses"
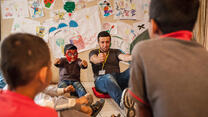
top-left (118, 54), bottom-right (132, 62)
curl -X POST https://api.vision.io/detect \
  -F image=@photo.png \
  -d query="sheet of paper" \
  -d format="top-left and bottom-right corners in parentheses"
top-left (48, 6), bottom-right (101, 58)
top-left (98, 0), bottom-right (113, 17)
top-left (1, 0), bottom-right (29, 19)
top-left (42, 0), bottom-right (56, 9)
top-left (11, 18), bottom-right (40, 35)
top-left (28, 0), bottom-right (44, 18)
top-left (114, 0), bottom-right (137, 20)
top-left (132, 20), bottom-right (150, 38)
top-left (101, 22), bottom-right (117, 35)
top-left (110, 22), bottom-right (133, 54)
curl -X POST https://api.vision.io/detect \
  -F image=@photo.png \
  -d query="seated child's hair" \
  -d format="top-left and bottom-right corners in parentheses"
top-left (64, 44), bottom-right (77, 55)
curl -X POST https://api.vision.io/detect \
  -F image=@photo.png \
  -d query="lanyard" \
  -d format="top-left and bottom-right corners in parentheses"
top-left (99, 49), bottom-right (110, 70)
top-left (160, 30), bottom-right (192, 41)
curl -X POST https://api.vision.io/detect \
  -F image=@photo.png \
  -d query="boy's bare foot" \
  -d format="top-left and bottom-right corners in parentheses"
top-left (64, 85), bottom-right (75, 93)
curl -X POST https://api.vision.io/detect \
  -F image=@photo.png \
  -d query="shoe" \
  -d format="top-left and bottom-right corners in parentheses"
top-left (91, 99), bottom-right (105, 117)
top-left (120, 88), bottom-right (136, 117)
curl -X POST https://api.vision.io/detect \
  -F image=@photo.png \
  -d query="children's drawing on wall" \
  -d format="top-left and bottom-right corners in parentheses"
top-left (133, 20), bottom-right (149, 38)
top-left (141, 0), bottom-right (150, 19)
top-left (102, 22), bottom-right (117, 35)
top-left (63, 1), bottom-right (75, 17)
top-left (63, 0), bottom-right (86, 9)
top-left (42, 0), bottom-right (56, 9)
top-left (98, 0), bottom-right (113, 17)
top-left (1, 0), bottom-right (29, 19)
top-left (108, 21), bottom-right (139, 53)
top-left (11, 18), bottom-right (40, 35)
top-left (29, 0), bottom-right (44, 18)
top-left (68, 32), bottom-right (85, 51)
top-left (47, 6), bottom-right (101, 58)
top-left (36, 26), bottom-right (46, 38)
top-left (73, 6), bottom-right (101, 52)
top-left (50, 9), bottom-right (67, 21)
top-left (47, 20), bottom-right (78, 34)
top-left (111, 36), bottom-right (130, 54)
top-left (114, 0), bottom-right (137, 20)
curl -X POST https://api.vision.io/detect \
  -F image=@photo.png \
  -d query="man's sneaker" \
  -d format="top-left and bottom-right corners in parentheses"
top-left (91, 99), bottom-right (105, 117)
top-left (120, 88), bottom-right (136, 117)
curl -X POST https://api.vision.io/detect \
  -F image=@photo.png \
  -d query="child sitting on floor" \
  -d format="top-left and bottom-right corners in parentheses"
top-left (54, 44), bottom-right (88, 98)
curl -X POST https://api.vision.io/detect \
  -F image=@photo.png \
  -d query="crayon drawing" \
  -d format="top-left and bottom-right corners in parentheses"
top-left (11, 18), bottom-right (40, 35)
top-left (48, 6), bottom-right (101, 58)
top-left (1, 0), bottom-right (29, 19)
top-left (102, 22), bottom-right (117, 35)
top-left (42, 0), bottom-right (56, 9)
top-left (29, 0), bottom-right (44, 18)
top-left (114, 0), bottom-right (137, 19)
top-left (98, 0), bottom-right (113, 17)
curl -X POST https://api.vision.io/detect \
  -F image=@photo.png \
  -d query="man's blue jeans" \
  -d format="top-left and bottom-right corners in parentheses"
top-left (95, 68), bottom-right (130, 106)
top-left (58, 80), bottom-right (87, 97)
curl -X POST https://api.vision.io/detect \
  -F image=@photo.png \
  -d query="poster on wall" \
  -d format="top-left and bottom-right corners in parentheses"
top-left (110, 22), bottom-right (134, 54)
top-left (98, 0), bottom-right (113, 17)
top-left (11, 18), bottom-right (40, 35)
top-left (63, 0), bottom-right (86, 9)
top-left (101, 22), bottom-right (117, 35)
top-left (114, 0), bottom-right (137, 20)
top-left (132, 20), bottom-right (150, 38)
top-left (48, 6), bottom-right (101, 58)
top-left (42, 0), bottom-right (56, 9)
top-left (1, 0), bottom-right (29, 19)
top-left (50, 9), bottom-right (67, 21)
top-left (28, 0), bottom-right (44, 18)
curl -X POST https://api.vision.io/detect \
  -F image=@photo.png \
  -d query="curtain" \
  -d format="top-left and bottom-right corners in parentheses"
top-left (194, 0), bottom-right (208, 49)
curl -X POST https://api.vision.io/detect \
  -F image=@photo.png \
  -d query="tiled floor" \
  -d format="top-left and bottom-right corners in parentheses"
top-left (82, 82), bottom-right (126, 117)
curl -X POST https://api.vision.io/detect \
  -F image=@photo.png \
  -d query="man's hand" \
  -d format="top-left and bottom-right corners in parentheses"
top-left (81, 60), bottom-right (88, 67)
top-left (97, 53), bottom-right (107, 63)
top-left (64, 85), bottom-right (75, 93)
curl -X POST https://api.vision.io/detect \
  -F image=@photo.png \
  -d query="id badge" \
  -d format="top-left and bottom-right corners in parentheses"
top-left (99, 70), bottom-right (105, 75)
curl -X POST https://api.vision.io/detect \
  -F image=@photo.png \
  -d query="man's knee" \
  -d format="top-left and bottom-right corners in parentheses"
top-left (103, 74), bottom-right (117, 85)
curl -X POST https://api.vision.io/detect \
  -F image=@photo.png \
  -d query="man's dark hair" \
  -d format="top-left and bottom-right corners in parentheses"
top-left (97, 31), bottom-right (111, 42)
top-left (0, 33), bottom-right (50, 89)
top-left (149, 0), bottom-right (199, 34)
top-left (64, 44), bottom-right (77, 55)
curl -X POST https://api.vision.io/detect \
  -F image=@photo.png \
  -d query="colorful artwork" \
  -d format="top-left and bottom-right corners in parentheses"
top-left (36, 26), bottom-right (46, 38)
top-left (42, 0), bottom-right (56, 9)
top-left (69, 35), bottom-right (85, 50)
top-left (114, 0), bottom-right (137, 19)
top-left (141, 0), bottom-right (150, 19)
top-left (48, 6), bottom-right (101, 58)
top-left (50, 9), bottom-right (67, 21)
top-left (132, 20), bottom-right (150, 38)
top-left (29, 0), bottom-right (44, 18)
top-left (73, 6), bottom-right (101, 52)
top-left (63, 0), bottom-right (86, 9)
top-left (109, 22), bottom-right (136, 54)
top-left (98, 0), bottom-right (113, 17)
top-left (48, 20), bottom-right (78, 33)
top-left (1, 0), bottom-right (29, 19)
top-left (102, 22), bottom-right (117, 35)
top-left (11, 18), bottom-right (40, 35)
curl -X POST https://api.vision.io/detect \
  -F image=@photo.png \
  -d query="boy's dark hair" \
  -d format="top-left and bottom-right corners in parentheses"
top-left (64, 44), bottom-right (77, 55)
top-left (0, 33), bottom-right (50, 89)
top-left (97, 31), bottom-right (111, 42)
top-left (149, 0), bottom-right (199, 34)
